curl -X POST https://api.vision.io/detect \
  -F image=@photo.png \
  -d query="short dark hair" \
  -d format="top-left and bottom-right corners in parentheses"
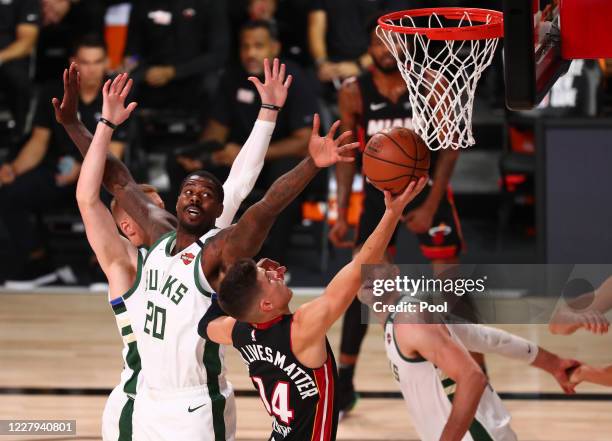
top-left (366, 14), bottom-right (380, 37)
top-left (180, 170), bottom-right (225, 202)
top-left (218, 258), bottom-right (261, 320)
top-left (72, 34), bottom-right (107, 56)
top-left (241, 19), bottom-right (279, 41)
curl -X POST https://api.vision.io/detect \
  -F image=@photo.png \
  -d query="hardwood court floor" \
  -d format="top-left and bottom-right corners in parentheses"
top-left (1, 292), bottom-right (611, 440)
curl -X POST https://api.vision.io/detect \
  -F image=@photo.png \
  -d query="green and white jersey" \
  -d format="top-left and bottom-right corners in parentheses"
top-left (384, 313), bottom-right (517, 441)
top-left (134, 229), bottom-right (225, 391)
top-left (109, 247), bottom-right (147, 398)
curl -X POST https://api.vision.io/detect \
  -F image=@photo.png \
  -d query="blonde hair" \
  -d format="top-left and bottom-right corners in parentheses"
top-left (110, 184), bottom-right (159, 220)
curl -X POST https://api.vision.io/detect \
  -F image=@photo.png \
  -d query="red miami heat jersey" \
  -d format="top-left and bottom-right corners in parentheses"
top-left (232, 315), bottom-right (338, 441)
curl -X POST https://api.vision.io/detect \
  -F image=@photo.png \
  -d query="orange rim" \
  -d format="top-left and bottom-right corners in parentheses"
top-left (377, 7), bottom-right (504, 41)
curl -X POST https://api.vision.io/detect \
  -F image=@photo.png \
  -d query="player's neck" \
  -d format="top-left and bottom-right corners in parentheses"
top-left (254, 307), bottom-right (291, 326)
top-left (174, 225), bottom-right (211, 254)
top-left (372, 68), bottom-right (406, 101)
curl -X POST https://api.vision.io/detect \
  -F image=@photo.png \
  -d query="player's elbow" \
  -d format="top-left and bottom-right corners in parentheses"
top-left (460, 367), bottom-right (488, 393)
top-left (75, 186), bottom-right (98, 208)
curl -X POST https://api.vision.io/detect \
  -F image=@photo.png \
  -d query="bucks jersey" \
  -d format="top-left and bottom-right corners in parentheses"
top-left (232, 315), bottom-right (338, 441)
top-left (109, 246), bottom-right (147, 397)
top-left (134, 229), bottom-right (226, 391)
top-left (384, 313), bottom-right (517, 441)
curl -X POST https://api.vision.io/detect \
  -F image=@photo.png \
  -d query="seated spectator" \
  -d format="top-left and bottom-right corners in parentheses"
top-left (167, 20), bottom-right (319, 263)
top-left (249, 0), bottom-right (312, 68)
top-left (308, 0), bottom-right (376, 97)
top-left (35, 0), bottom-right (105, 84)
top-left (0, 0), bottom-right (39, 135)
top-left (124, 0), bottom-right (229, 111)
top-left (0, 35), bottom-right (127, 285)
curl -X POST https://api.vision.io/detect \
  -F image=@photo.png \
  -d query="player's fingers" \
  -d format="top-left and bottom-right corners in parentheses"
top-left (263, 58), bottom-right (271, 83)
top-left (117, 73), bottom-right (128, 95)
top-left (52, 97), bottom-right (60, 110)
top-left (247, 76), bottom-right (263, 88)
top-left (272, 58), bottom-right (279, 78)
top-left (257, 258), bottom-right (281, 270)
top-left (337, 156), bottom-right (355, 163)
top-left (110, 73), bottom-right (121, 93)
top-left (311, 113), bottom-right (320, 137)
top-left (584, 314), bottom-right (597, 334)
top-left (103, 79), bottom-right (111, 97)
top-left (401, 180), bottom-right (417, 198)
top-left (327, 120), bottom-right (341, 139)
top-left (335, 130), bottom-right (353, 147)
top-left (126, 102), bottom-right (138, 114)
top-left (120, 78), bottom-right (133, 99)
top-left (63, 68), bottom-right (68, 88)
top-left (383, 190), bottom-right (391, 204)
top-left (336, 143), bottom-right (359, 159)
top-left (284, 74), bottom-right (293, 89)
top-left (279, 62), bottom-right (286, 82)
top-left (338, 142), bottom-right (360, 154)
top-left (247, 77), bottom-right (264, 97)
top-left (69, 63), bottom-right (78, 85)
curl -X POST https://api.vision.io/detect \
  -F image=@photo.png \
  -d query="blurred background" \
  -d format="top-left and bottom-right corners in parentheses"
top-left (0, 0), bottom-right (611, 290)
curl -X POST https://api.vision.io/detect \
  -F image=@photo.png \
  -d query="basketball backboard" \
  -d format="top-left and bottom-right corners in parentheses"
top-left (502, 0), bottom-right (569, 110)
top-left (503, 0), bottom-right (612, 110)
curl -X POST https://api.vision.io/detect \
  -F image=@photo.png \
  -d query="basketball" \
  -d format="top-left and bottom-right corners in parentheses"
top-left (362, 127), bottom-right (430, 195)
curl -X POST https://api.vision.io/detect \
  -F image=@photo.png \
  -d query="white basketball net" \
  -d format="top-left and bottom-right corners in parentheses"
top-left (377, 11), bottom-right (500, 150)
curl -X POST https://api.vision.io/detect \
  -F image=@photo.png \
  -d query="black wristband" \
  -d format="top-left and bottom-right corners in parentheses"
top-left (99, 117), bottom-right (117, 130)
top-left (261, 103), bottom-right (282, 112)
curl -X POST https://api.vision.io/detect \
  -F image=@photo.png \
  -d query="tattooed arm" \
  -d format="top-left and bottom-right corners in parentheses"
top-left (201, 115), bottom-right (359, 285)
top-left (53, 66), bottom-right (176, 244)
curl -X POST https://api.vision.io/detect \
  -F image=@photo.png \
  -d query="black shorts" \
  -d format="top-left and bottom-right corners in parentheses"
top-left (356, 180), bottom-right (464, 260)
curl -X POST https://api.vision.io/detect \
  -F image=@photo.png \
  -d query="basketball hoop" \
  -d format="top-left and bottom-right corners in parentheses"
top-left (377, 8), bottom-right (503, 150)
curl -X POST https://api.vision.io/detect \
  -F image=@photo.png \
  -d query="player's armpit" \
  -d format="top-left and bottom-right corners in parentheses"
top-left (292, 261), bottom-right (362, 345)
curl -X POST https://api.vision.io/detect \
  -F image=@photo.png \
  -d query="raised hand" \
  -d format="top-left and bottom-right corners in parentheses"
top-left (384, 177), bottom-right (428, 218)
top-left (308, 114), bottom-right (359, 168)
top-left (248, 58), bottom-right (293, 109)
top-left (102, 73), bottom-right (138, 126)
top-left (52, 62), bottom-right (80, 125)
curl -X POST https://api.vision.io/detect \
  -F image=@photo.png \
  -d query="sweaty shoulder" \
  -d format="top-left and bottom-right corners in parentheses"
top-left (200, 226), bottom-right (234, 289)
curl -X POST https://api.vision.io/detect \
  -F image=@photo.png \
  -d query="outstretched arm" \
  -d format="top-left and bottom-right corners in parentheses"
top-left (76, 78), bottom-right (138, 299)
top-left (215, 115), bottom-right (359, 269)
top-left (216, 58), bottom-right (292, 228)
top-left (53, 66), bottom-right (176, 244)
top-left (570, 363), bottom-right (612, 387)
top-left (451, 324), bottom-right (579, 394)
top-left (293, 178), bottom-right (428, 344)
